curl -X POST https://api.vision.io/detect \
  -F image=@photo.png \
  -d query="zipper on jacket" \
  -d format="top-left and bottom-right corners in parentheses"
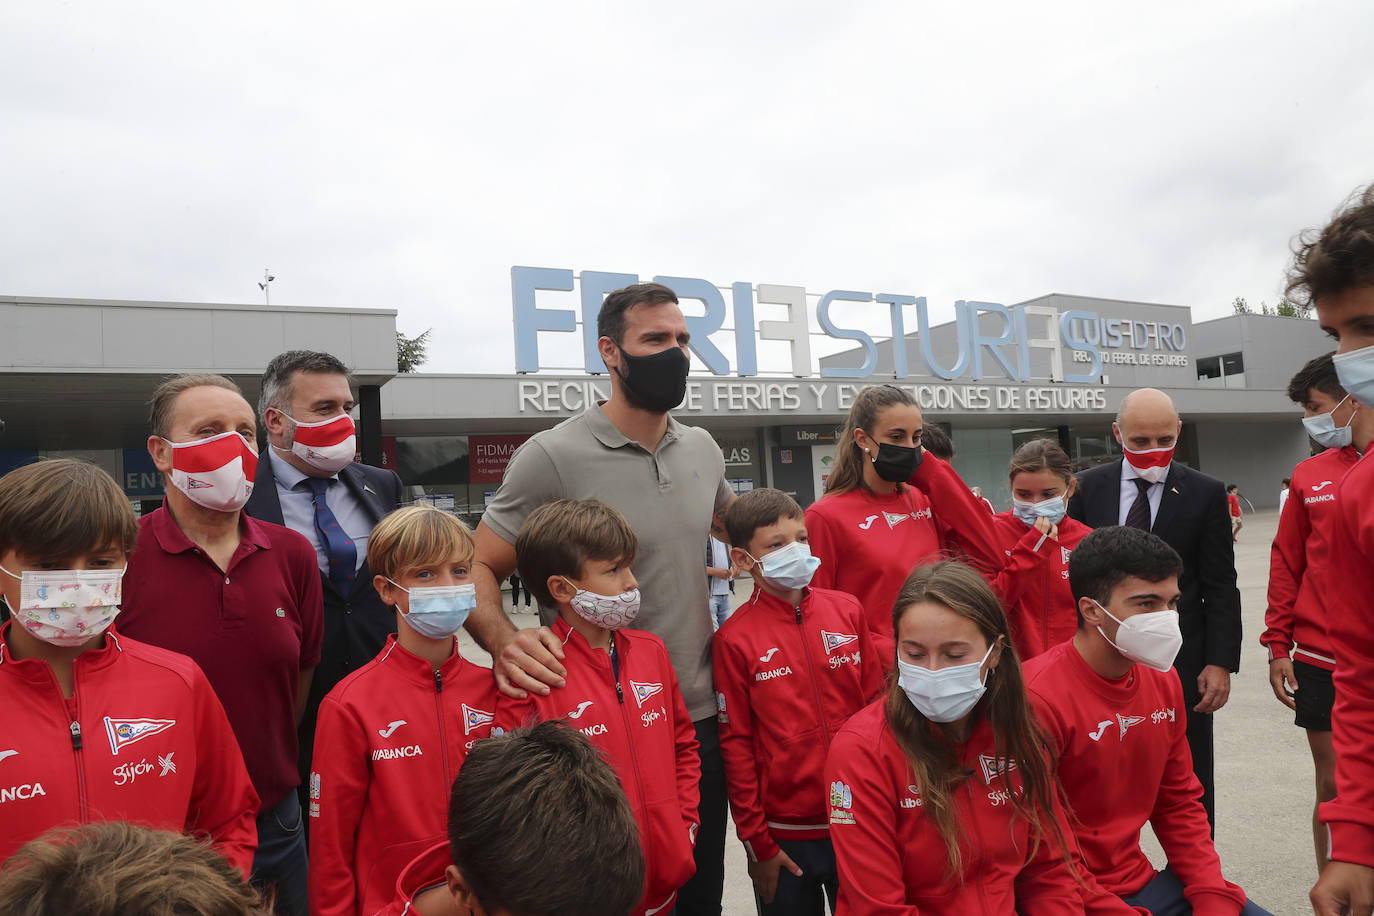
top-left (964, 780), bottom-right (993, 916)
top-left (609, 638), bottom-right (652, 888)
top-left (433, 667), bottom-right (452, 792)
top-left (65, 692), bottom-right (89, 820)
top-left (611, 640), bottom-right (624, 704)
top-left (795, 603), bottom-right (832, 741)
top-left (1042, 554), bottom-right (1051, 638)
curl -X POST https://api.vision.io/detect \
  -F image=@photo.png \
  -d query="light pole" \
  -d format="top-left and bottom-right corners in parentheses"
top-left (258, 269), bottom-right (275, 305)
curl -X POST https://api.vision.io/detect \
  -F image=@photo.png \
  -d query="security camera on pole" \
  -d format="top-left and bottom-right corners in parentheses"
top-left (258, 269), bottom-right (275, 305)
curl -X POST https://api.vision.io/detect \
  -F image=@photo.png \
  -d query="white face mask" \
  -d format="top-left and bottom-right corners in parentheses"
top-left (163, 431), bottom-right (258, 512)
top-left (745, 541), bottom-right (821, 590)
top-left (385, 579), bottom-right (476, 638)
top-left (0, 564), bottom-right (124, 647)
top-left (1302, 395), bottom-right (1355, 450)
top-left (1094, 600), bottom-right (1183, 672)
top-left (897, 642), bottom-right (996, 723)
top-left (1012, 495), bottom-right (1067, 526)
top-left (278, 413), bottom-right (356, 474)
top-left (1334, 344), bottom-right (1374, 409)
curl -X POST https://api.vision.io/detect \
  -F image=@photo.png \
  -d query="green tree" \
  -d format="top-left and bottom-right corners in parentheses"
top-left (397, 329), bottom-right (432, 373)
top-left (1233, 296), bottom-right (1311, 319)
top-left (1272, 298), bottom-right (1312, 319)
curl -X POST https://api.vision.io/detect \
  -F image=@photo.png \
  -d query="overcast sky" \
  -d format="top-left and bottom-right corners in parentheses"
top-left (3, 1), bottom-right (1372, 374)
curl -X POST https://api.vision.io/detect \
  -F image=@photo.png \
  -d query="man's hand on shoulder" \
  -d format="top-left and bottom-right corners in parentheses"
top-left (492, 627), bottom-right (567, 699)
top-left (1194, 664), bottom-right (1231, 714)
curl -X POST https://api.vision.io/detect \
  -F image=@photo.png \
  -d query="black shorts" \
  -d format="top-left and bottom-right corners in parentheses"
top-left (1294, 660), bottom-right (1334, 732)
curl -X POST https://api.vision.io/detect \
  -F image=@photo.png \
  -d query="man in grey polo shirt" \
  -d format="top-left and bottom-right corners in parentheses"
top-left (466, 281), bottom-right (734, 916)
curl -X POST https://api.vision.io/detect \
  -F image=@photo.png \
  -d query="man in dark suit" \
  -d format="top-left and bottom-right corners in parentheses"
top-left (1068, 387), bottom-right (1241, 830)
top-left (245, 350), bottom-right (404, 805)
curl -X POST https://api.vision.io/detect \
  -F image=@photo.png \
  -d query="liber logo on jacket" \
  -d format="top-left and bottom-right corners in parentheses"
top-left (828, 780), bottom-right (856, 826)
top-left (630, 681), bottom-right (663, 707)
top-left (462, 704), bottom-right (494, 735)
top-left (104, 717), bottom-right (176, 755)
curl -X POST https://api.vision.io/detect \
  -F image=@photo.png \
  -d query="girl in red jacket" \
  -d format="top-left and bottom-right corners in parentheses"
top-left (307, 506), bottom-right (498, 916)
top-left (989, 439), bottom-right (1093, 660)
top-left (805, 386), bottom-right (1003, 663)
top-left (823, 560), bottom-right (1087, 915)
top-left (0, 459), bottom-right (258, 876)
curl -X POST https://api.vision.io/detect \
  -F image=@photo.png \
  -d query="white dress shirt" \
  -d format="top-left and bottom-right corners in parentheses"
top-left (1118, 458), bottom-right (1166, 528)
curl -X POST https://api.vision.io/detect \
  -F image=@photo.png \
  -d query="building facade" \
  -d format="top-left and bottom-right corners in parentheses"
top-left (1, 285), bottom-right (1331, 522)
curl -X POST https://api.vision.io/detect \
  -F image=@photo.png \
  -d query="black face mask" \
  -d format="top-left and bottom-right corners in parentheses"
top-left (614, 345), bottom-right (690, 414)
top-left (869, 441), bottom-right (922, 483)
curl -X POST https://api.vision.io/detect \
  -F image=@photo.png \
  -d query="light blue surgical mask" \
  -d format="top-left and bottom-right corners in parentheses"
top-left (1011, 495), bottom-right (1067, 526)
top-left (1334, 345), bottom-right (1374, 410)
top-left (387, 579), bottom-right (476, 638)
top-left (747, 541), bottom-right (821, 590)
top-left (1302, 395), bottom-right (1355, 450)
top-left (898, 642), bottom-right (996, 723)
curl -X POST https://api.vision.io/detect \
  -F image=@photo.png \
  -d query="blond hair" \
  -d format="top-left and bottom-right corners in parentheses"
top-left (367, 505), bottom-right (475, 581)
top-left (0, 822), bottom-right (266, 916)
top-left (0, 459), bottom-right (139, 561)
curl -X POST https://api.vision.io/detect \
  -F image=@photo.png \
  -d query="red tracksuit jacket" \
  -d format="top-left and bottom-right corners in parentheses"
top-left (824, 700), bottom-right (1084, 916)
top-left (989, 512), bottom-right (1092, 661)
top-left (712, 585), bottom-right (884, 863)
top-left (307, 635), bottom-right (498, 916)
top-left (1261, 446), bottom-right (1359, 671)
top-left (0, 623), bottom-right (259, 876)
top-left (806, 455), bottom-right (1003, 662)
top-left (1320, 450), bottom-right (1374, 866)
top-left (1024, 641), bottom-right (1247, 914)
top-left (374, 840), bottom-right (451, 916)
top-left (497, 618), bottom-right (700, 916)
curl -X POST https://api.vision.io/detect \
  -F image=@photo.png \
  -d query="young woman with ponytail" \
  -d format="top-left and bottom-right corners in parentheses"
top-left (989, 438), bottom-right (1094, 660)
top-left (805, 386), bottom-right (1002, 661)
top-left (822, 562), bottom-right (1093, 915)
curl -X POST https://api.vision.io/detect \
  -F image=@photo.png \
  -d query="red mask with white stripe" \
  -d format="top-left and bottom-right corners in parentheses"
top-left (280, 413), bottom-right (356, 474)
top-left (164, 431), bottom-right (259, 512)
top-left (1121, 443), bottom-right (1174, 484)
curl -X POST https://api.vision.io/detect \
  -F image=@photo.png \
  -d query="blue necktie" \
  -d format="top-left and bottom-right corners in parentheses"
top-left (308, 478), bottom-right (357, 594)
top-left (1125, 478), bottom-right (1153, 531)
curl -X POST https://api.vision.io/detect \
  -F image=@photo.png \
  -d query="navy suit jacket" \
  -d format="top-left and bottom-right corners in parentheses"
top-left (245, 457), bottom-right (403, 769)
top-left (1067, 459), bottom-right (1242, 692)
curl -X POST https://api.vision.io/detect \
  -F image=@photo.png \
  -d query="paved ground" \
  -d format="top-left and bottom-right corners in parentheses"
top-left (462, 509), bottom-right (1313, 914)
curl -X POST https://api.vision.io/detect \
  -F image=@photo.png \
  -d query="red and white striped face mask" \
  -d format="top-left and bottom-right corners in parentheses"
top-left (163, 431), bottom-right (258, 512)
top-left (280, 413), bottom-right (356, 474)
top-left (1122, 443), bottom-right (1174, 484)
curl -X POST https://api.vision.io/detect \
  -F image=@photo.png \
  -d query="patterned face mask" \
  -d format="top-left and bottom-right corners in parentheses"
top-left (561, 577), bottom-right (642, 630)
top-left (0, 564), bottom-right (124, 647)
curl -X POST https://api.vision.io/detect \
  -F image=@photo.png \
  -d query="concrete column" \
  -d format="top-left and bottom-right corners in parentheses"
top-left (359, 384), bottom-right (382, 467)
